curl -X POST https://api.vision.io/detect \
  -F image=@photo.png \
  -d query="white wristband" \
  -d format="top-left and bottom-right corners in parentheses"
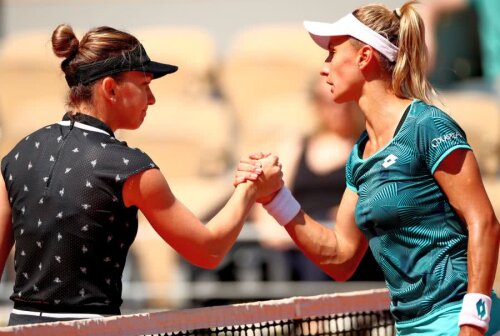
top-left (263, 187), bottom-right (301, 226)
top-left (458, 293), bottom-right (492, 331)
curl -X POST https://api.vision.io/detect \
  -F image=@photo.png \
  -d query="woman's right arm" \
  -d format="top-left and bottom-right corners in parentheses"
top-left (283, 187), bottom-right (369, 281)
top-left (236, 154), bottom-right (368, 281)
top-left (0, 176), bottom-right (14, 277)
top-left (123, 155), bottom-right (283, 270)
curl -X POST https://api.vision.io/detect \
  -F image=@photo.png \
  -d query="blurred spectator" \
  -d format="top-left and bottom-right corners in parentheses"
top-left (420, 0), bottom-right (500, 95)
top-left (182, 79), bottom-right (384, 309)
top-left (250, 78), bottom-right (384, 282)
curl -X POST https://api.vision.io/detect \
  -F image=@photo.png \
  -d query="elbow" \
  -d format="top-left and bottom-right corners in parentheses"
top-left (330, 273), bottom-right (351, 282)
top-left (319, 248), bottom-right (366, 282)
top-left (192, 253), bottom-right (224, 270)
top-left (192, 260), bottom-right (219, 270)
top-left (467, 215), bottom-right (500, 249)
top-left (189, 238), bottom-right (229, 269)
top-left (475, 215), bottom-right (499, 238)
top-left (201, 257), bottom-right (222, 270)
top-left (325, 265), bottom-right (358, 282)
top-left (317, 256), bottom-right (356, 282)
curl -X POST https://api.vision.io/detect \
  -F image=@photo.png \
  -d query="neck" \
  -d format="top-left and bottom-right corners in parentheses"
top-left (72, 101), bottom-right (115, 131)
top-left (358, 82), bottom-right (412, 148)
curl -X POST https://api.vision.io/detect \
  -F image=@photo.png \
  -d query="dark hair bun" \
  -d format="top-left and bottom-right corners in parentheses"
top-left (51, 24), bottom-right (79, 59)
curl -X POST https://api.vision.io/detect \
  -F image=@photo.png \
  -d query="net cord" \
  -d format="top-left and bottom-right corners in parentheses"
top-left (0, 288), bottom-right (390, 336)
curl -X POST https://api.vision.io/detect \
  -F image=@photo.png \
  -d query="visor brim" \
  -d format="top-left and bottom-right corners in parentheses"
top-left (303, 20), bottom-right (349, 50)
top-left (303, 14), bottom-right (399, 62)
top-left (146, 61), bottom-right (178, 79)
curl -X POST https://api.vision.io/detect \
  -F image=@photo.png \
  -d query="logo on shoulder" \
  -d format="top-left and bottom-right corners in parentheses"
top-left (431, 132), bottom-right (463, 148)
top-left (382, 154), bottom-right (398, 168)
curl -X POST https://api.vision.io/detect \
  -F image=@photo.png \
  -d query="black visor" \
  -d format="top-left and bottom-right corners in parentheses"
top-left (65, 43), bottom-right (178, 87)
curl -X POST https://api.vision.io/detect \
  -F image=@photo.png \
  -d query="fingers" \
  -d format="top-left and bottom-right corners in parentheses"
top-left (259, 155), bottom-right (283, 181)
top-left (259, 154), bottom-right (279, 167)
top-left (238, 153), bottom-right (278, 171)
top-left (233, 157), bottom-right (262, 187)
top-left (249, 152), bottom-right (271, 160)
top-left (237, 159), bottom-right (262, 174)
top-left (233, 176), bottom-right (248, 187)
top-left (233, 170), bottom-right (260, 187)
top-left (233, 152), bottom-right (282, 188)
top-left (253, 158), bottom-right (285, 202)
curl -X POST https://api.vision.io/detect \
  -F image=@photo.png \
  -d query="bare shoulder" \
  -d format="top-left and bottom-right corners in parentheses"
top-left (123, 168), bottom-right (174, 208)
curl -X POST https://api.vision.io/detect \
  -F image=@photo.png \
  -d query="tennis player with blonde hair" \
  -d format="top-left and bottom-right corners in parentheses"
top-left (236, 1), bottom-right (499, 335)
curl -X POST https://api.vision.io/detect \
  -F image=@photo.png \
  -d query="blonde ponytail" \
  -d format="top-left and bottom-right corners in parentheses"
top-left (393, 1), bottom-right (436, 103)
top-left (354, 1), bottom-right (436, 103)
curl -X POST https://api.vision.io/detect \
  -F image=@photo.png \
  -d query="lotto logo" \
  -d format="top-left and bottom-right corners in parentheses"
top-left (382, 154), bottom-right (398, 168)
top-left (476, 299), bottom-right (486, 319)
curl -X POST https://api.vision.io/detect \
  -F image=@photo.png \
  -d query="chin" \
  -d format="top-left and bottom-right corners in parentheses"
top-left (131, 123), bottom-right (143, 130)
top-left (122, 122), bottom-right (142, 131)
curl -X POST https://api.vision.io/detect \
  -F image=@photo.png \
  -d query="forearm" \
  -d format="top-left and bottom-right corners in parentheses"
top-left (285, 211), bottom-right (362, 281)
top-left (286, 212), bottom-right (339, 259)
top-left (204, 182), bottom-right (257, 263)
top-left (458, 216), bottom-right (498, 334)
top-left (467, 216), bottom-right (500, 294)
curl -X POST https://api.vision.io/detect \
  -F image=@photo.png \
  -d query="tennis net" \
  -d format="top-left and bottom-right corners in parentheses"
top-left (0, 288), bottom-right (394, 336)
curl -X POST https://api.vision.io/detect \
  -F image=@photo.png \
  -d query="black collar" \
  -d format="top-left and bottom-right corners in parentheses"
top-left (62, 112), bottom-right (115, 137)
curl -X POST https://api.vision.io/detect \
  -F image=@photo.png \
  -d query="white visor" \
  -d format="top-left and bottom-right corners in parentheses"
top-left (303, 13), bottom-right (399, 62)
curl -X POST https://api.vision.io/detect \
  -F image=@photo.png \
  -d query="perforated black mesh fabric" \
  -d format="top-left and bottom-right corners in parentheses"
top-left (1, 113), bottom-right (157, 314)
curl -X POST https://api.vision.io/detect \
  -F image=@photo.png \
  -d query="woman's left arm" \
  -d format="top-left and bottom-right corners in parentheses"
top-left (434, 148), bottom-right (499, 295)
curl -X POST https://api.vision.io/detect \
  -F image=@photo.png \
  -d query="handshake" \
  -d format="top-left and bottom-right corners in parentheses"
top-left (233, 152), bottom-right (301, 226)
top-left (233, 152), bottom-right (283, 204)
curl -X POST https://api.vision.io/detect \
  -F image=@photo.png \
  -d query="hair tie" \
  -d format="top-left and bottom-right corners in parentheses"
top-left (393, 8), bottom-right (402, 18)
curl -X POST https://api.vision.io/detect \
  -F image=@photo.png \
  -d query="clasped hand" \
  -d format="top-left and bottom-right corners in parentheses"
top-left (234, 152), bottom-right (284, 204)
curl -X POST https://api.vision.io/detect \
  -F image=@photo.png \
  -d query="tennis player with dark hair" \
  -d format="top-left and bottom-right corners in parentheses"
top-left (235, 1), bottom-right (499, 335)
top-left (0, 24), bottom-right (283, 326)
